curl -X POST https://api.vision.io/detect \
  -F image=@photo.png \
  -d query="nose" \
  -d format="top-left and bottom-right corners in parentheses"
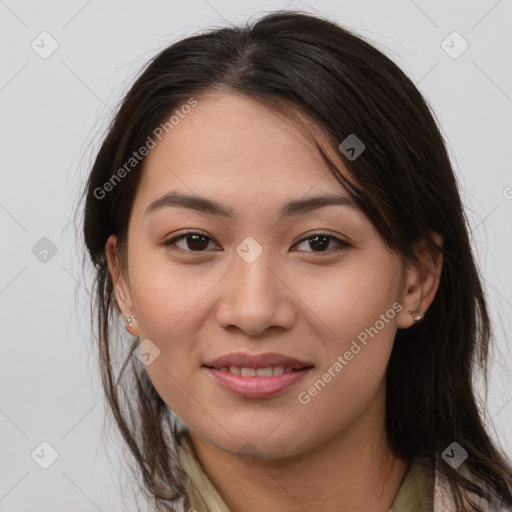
top-left (215, 249), bottom-right (296, 337)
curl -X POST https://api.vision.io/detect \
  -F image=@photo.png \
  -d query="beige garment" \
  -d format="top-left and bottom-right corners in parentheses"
top-left (176, 430), bottom-right (435, 512)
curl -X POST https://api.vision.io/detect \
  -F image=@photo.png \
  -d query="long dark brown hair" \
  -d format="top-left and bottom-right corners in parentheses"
top-left (78, 10), bottom-right (512, 512)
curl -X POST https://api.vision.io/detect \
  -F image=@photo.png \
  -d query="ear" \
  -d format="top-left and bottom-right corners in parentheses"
top-left (396, 231), bottom-right (443, 329)
top-left (105, 234), bottom-right (139, 336)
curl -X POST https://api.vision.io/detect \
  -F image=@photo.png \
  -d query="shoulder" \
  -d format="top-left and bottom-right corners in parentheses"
top-left (434, 457), bottom-right (511, 512)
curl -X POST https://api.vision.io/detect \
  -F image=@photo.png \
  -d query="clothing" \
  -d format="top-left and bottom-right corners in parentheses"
top-left (175, 429), bottom-right (508, 512)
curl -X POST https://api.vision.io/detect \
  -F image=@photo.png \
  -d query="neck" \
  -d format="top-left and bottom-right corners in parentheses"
top-left (188, 385), bottom-right (408, 512)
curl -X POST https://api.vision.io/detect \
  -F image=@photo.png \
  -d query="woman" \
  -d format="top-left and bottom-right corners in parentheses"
top-left (80, 10), bottom-right (512, 512)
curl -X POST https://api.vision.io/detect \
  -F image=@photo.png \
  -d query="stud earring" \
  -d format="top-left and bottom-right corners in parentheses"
top-left (125, 315), bottom-right (135, 329)
top-left (408, 307), bottom-right (422, 322)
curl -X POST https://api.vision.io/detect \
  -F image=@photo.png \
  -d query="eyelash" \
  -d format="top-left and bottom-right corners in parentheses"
top-left (161, 230), bottom-right (351, 255)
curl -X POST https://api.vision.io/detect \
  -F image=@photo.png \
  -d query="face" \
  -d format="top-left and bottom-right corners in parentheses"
top-left (107, 92), bottom-right (432, 460)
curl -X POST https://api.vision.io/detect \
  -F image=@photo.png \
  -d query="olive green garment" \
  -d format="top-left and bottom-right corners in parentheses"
top-left (176, 430), bottom-right (434, 512)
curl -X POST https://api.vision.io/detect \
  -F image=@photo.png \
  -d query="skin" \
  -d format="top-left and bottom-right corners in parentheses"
top-left (105, 92), bottom-right (443, 511)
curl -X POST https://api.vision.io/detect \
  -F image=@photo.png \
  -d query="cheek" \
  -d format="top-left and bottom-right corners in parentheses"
top-left (293, 319), bottom-right (397, 445)
top-left (296, 258), bottom-right (400, 417)
top-left (303, 255), bottom-right (402, 344)
top-left (127, 248), bottom-right (215, 340)
top-left (143, 359), bottom-right (209, 437)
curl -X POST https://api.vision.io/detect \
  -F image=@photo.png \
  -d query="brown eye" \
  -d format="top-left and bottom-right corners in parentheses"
top-left (162, 232), bottom-right (217, 252)
top-left (293, 233), bottom-right (350, 253)
top-left (162, 231), bottom-right (350, 254)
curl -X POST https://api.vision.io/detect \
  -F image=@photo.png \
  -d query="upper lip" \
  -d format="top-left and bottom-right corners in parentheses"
top-left (203, 352), bottom-right (314, 370)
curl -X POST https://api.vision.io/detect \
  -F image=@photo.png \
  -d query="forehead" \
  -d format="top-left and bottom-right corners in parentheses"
top-left (134, 92), bottom-right (352, 212)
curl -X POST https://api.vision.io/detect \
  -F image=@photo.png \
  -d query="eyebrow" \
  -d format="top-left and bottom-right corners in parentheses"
top-left (144, 191), bottom-right (359, 219)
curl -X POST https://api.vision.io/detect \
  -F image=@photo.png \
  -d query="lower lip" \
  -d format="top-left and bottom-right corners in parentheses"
top-left (204, 366), bottom-right (313, 398)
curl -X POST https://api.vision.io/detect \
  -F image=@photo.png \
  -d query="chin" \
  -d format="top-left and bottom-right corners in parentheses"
top-left (197, 422), bottom-right (315, 461)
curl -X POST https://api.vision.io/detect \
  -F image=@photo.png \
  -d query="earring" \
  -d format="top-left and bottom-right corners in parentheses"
top-left (408, 307), bottom-right (422, 322)
top-left (125, 315), bottom-right (135, 329)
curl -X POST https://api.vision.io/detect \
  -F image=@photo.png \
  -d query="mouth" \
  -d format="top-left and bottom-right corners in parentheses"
top-left (201, 352), bottom-right (314, 398)
top-left (202, 351), bottom-right (313, 372)
top-left (202, 365), bottom-right (313, 376)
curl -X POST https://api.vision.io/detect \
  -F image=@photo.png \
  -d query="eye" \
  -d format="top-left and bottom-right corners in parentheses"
top-left (292, 232), bottom-right (351, 253)
top-left (161, 230), bottom-right (219, 252)
top-left (161, 230), bottom-right (350, 254)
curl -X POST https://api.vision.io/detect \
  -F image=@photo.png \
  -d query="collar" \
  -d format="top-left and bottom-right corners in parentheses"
top-left (176, 430), bottom-right (435, 511)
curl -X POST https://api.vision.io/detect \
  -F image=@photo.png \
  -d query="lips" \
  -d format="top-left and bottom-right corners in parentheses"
top-left (202, 352), bottom-right (314, 398)
top-left (202, 352), bottom-right (315, 398)
top-left (202, 351), bottom-right (314, 371)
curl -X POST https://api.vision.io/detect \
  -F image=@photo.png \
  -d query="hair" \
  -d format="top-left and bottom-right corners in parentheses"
top-left (79, 9), bottom-right (512, 512)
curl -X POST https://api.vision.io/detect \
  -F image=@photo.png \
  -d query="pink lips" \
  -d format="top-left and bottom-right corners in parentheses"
top-left (203, 351), bottom-right (312, 370)
top-left (202, 351), bottom-right (314, 398)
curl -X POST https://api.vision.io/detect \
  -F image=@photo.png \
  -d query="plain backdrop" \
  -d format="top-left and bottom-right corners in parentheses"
top-left (1, 1), bottom-right (511, 510)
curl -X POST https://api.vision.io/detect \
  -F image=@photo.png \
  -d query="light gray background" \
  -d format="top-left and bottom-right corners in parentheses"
top-left (1, 1), bottom-right (511, 511)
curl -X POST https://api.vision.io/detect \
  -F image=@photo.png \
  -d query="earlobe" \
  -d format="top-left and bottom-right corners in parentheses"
top-left (396, 266), bottom-right (424, 329)
top-left (105, 234), bottom-right (138, 335)
top-left (396, 232), bottom-right (444, 329)
top-left (123, 314), bottom-right (139, 336)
